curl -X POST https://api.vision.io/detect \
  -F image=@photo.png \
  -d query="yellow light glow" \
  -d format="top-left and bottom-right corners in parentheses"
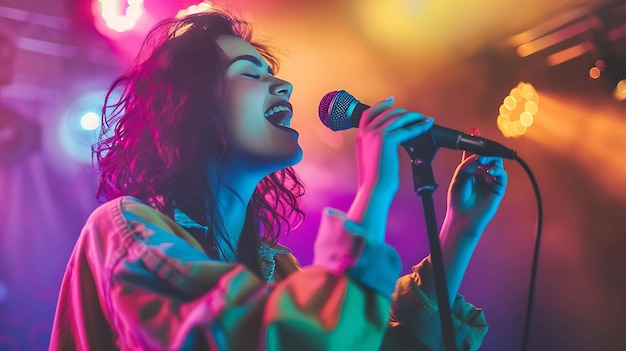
top-left (352, 0), bottom-right (500, 67)
top-left (516, 44), bottom-right (534, 57)
top-left (614, 79), bottom-right (626, 101)
top-left (500, 126), bottom-right (512, 138)
top-left (520, 83), bottom-right (535, 100)
top-left (520, 111), bottom-right (534, 127)
top-left (510, 88), bottom-right (523, 101)
top-left (545, 42), bottom-right (591, 66)
top-left (504, 96), bottom-right (517, 110)
top-left (497, 114), bottom-right (508, 127)
top-left (499, 104), bottom-right (512, 116)
top-left (354, 0), bottom-right (433, 55)
top-left (523, 92), bottom-right (626, 200)
top-left (513, 120), bottom-right (527, 135)
top-left (529, 93), bottom-right (539, 103)
top-left (525, 100), bottom-right (538, 115)
top-left (497, 82), bottom-right (539, 138)
top-left (504, 122), bottom-right (516, 137)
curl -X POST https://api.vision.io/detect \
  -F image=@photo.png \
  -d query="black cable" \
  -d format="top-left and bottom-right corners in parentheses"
top-left (514, 155), bottom-right (543, 351)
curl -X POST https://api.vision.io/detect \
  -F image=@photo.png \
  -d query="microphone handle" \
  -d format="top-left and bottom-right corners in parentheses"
top-left (431, 125), bottom-right (518, 159)
top-left (348, 101), bottom-right (517, 159)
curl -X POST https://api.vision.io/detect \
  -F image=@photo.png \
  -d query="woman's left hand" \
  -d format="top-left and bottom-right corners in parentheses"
top-left (445, 134), bottom-right (508, 236)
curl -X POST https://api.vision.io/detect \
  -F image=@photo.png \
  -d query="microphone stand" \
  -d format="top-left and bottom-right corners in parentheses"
top-left (402, 131), bottom-right (458, 351)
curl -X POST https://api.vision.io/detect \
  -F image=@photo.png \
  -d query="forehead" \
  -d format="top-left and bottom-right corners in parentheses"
top-left (216, 35), bottom-right (262, 61)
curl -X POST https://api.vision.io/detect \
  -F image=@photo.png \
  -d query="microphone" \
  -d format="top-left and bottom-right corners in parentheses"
top-left (319, 90), bottom-right (517, 159)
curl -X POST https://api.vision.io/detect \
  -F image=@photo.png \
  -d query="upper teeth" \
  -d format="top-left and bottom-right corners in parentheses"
top-left (264, 105), bottom-right (291, 118)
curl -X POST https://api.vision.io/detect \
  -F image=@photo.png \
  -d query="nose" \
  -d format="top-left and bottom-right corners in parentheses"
top-left (270, 77), bottom-right (293, 98)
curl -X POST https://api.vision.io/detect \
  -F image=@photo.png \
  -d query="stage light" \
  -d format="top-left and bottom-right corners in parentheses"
top-left (614, 79), bottom-right (626, 101)
top-left (56, 91), bottom-right (111, 164)
top-left (80, 112), bottom-right (101, 131)
top-left (94, 0), bottom-right (144, 33)
top-left (499, 104), bottom-right (512, 117)
top-left (589, 66), bottom-right (601, 79)
top-left (520, 111), bottom-right (534, 127)
top-left (497, 82), bottom-right (539, 138)
top-left (176, 1), bottom-right (214, 18)
top-left (600, 55), bottom-right (626, 101)
top-left (525, 100), bottom-right (538, 115)
top-left (503, 95), bottom-right (517, 110)
top-left (587, 55), bottom-right (626, 101)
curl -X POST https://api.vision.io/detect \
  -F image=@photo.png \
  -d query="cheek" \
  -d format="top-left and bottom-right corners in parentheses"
top-left (222, 88), bottom-right (259, 129)
top-left (223, 104), bottom-right (272, 153)
top-left (228, 100), bottom-right (266, 134)
top-left (221, 80), bottom-right (277, 152)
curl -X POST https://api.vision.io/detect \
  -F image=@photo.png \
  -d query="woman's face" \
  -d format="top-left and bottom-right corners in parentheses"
top-left (217, 35), bottom-right (302, 172)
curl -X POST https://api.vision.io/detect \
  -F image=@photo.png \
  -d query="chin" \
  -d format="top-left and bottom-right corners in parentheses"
top-left (277, 145), bottom-right (303, 169)
top-left (290, 146), bottom-right (304, 165)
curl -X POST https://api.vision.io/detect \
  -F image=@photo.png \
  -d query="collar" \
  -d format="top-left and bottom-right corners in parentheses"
top-left (172, 207), bottom-right (291, 282)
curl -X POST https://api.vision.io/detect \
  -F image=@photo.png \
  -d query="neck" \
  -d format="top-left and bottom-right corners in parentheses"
top-left (209, 162), bottom-right (266, 260)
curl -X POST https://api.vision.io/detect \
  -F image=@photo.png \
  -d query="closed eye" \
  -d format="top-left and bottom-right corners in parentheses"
top-left (242, 73), bottom-right (261, 79)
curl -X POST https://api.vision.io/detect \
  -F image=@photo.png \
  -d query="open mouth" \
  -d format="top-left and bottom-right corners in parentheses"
top-left (265, 101), bottom-right (293, 128)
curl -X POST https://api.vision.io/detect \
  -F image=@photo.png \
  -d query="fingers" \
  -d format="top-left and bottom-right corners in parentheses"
top-left (362, 96), bottom-right (428, 130)
top-left (458, 153), bottom-right (480, 173)
top-left (462, 127), bottom-right (481, 161)
top-left (477, 156), bottom-right (507, 193)
top-left (485, 162), bottom-right (508, 189)
top-left (359, 96), bottom-right (395, 127)
top-left (457, 154), bottom-right (507, 190)
top-left (362, 96), bottom-right (419, 130)
top-left (389, 116), bottom-right (434, 143)
top-left (376, 110), bottom-right (423, 130)
top-left (360, 96), bottom-right (434, 142)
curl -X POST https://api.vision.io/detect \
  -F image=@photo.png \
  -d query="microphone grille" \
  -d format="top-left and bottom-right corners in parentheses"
top-left (318, 90), bottom-right (356, 131)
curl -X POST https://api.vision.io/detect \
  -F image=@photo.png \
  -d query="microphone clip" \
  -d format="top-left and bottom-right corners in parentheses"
top-left (402, 131), bottom-right (440, 193)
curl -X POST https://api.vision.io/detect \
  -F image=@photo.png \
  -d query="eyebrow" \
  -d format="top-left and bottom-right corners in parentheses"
top-left (229, 54), bottom-right (274, 75)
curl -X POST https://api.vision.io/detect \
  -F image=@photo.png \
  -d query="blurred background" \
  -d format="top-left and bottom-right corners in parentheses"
top-left (0, 0), bottom-right (625, 349)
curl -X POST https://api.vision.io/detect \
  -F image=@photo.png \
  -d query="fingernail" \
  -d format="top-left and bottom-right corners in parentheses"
top-left (384, 95), bottom-right (394, 101)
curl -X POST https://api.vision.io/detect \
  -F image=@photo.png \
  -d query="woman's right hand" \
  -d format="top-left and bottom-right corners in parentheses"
top-left (347, 96), bottom-right (434, 242)
top-left (354, 96), bottom-right (434, 198)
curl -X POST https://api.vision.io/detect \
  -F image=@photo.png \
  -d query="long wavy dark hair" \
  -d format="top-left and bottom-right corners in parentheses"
top-left (93, 9), bottom-right (305, 277)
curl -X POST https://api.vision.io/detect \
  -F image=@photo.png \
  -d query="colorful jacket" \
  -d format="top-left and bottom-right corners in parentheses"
top-left (49, 196), bottom-right (487, 350)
